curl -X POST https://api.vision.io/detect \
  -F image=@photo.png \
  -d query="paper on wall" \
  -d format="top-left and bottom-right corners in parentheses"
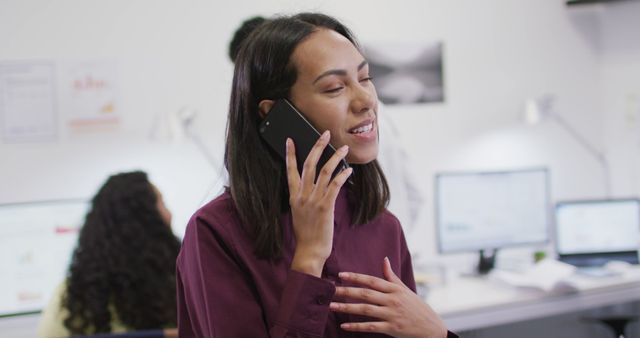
top-left (58, 60), bottom-right (120, 131)
top-left (0, 62), bottom-right (57, 143)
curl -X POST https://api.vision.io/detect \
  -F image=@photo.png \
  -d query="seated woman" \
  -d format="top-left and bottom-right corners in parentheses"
top-left (37, 171), bottom-right (181, 338)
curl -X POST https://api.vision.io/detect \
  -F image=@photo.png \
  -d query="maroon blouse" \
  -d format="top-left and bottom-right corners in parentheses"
top-left (177, 187), bottom-right (455, 337)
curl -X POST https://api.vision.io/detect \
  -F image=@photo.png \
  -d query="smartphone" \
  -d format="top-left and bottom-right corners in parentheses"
top-left (259, 99), bottom-right (349, 178)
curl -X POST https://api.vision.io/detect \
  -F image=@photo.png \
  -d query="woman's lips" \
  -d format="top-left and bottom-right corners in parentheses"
top-left (348, 120), bottom-right (376, 142)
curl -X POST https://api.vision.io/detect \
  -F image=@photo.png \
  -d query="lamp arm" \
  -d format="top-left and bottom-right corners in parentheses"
top-left (183, 127), bottom-right (228, 205)
top-left (549, 112), bottom-right (611, 196)
top-left (184, 128), bottom-right (220, 170)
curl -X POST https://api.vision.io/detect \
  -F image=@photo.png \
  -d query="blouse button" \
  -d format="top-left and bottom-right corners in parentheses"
top-left (316, 295), bottom-right (328, 305)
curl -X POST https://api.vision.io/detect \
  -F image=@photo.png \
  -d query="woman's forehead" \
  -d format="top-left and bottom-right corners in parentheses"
top-left (291, 29), bottom-right (364, 80)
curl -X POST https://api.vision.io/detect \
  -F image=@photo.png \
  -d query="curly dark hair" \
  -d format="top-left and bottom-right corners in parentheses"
top-left (62, 171), bottom-right (181, 334)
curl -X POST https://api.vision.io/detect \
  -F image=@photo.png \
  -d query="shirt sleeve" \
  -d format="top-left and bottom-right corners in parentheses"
top-left (176, 215), bottom-right (336, 338)
top-left (36, 282), bottom-right (71, 338)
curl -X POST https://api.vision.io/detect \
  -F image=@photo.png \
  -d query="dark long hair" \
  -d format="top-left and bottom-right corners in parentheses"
top-left (225, 13), bottom-right (390, 260)
top-left (63, 171), bottom-right (181, 334)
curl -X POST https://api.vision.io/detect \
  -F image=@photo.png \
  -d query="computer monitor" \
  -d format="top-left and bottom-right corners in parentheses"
top-left (0, 199), bottom-right (88, 317)
top-left (555, 198), bottom-right (640, 267)
top-left (435, 168), bottom-right (550, 273)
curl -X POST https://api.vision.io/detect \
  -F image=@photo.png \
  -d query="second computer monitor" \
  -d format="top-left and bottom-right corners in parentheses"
top-left (555, 198), bottom-right (640, 266)
top-left (435, 168), bottom-right (550, 254)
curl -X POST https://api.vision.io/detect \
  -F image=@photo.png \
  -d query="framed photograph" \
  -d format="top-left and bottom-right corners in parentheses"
top-left (365, 42), bottom-right (444, 105)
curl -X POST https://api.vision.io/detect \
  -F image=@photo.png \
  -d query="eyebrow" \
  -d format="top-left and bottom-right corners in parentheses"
top-left (312, 60), bottom-right (368, 85)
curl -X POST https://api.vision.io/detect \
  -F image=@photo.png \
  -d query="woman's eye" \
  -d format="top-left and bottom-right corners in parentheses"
top-left (360, 76), bottom-right (374, 83)
top-left (325, 87), bottom-right (343, 93)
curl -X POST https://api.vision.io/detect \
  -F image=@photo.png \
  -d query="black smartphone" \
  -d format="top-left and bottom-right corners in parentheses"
top-left (259, 99), bottom-right (349, 178)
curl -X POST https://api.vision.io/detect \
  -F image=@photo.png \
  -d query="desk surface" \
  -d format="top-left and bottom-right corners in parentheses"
top-left (425, 267), bottom-right (640, 332)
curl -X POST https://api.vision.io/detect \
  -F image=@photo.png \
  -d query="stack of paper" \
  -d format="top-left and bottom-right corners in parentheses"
top-left (490, 259), bottom-right (578, 292)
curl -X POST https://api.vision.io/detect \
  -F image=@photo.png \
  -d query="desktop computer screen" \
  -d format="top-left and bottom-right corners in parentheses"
top-left (435, 168), bottom-right (550, 254)
top-left (555, 199), bottom-right (640, 266)
top-left (0, 200), bottom-right (88, 317)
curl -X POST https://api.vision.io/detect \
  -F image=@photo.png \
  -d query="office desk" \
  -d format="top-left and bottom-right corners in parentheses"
top-left (426, 268), bottom-right (640, 332)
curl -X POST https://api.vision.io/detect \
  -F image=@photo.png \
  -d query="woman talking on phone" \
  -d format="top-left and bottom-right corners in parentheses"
top-left (177, 13), bottom-right (456, 338)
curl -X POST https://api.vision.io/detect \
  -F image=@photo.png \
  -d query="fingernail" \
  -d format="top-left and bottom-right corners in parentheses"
top-left (329, 302), bottom-right (339, 310)
top-left (339, 272), bottom-right (349, 278)
top-left (322, 130), bottom-right (330, 140)
top-left (286, 138), bottom-right (291, 148)
top-left (346, 168), bottom-right (353, 176)
top-left (339, 145), bottom-right (349, 154)
top-left (384, 256), bottom-right (389, 263)
top-left (341, 323), bottom-right (351, 329)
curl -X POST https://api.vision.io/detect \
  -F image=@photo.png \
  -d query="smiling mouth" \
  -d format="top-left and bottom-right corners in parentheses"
top-left (349, 122), bottom-right (374, 134)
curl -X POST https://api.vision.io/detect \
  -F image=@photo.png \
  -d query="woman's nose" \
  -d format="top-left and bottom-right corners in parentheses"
top-left (350, 83), bottom-right (376, 115)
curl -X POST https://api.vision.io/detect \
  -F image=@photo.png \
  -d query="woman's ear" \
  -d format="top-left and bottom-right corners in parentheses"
top-left (258, 100), bottom-right (275, 118)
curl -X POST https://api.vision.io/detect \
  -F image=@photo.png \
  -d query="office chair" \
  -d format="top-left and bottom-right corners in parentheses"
top-left (71, 329), bottom-right (165, 338)
top-left (582, 316), bottom-right (638, 338)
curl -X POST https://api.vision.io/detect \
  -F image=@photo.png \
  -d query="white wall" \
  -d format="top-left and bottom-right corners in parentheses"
top-left (600, 1), bottom-right (640, 197)
top-left (0, 0), bottom-right (612, 252)
top-left (1, 0), bottom-right (638, 335)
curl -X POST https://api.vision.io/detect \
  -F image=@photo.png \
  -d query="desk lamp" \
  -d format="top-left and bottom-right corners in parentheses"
top-left (524, 94), bottom-right (611, 197)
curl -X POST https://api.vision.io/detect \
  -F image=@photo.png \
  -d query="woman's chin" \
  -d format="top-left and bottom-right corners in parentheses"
top-left (345, 151), bottom-right (378, 165)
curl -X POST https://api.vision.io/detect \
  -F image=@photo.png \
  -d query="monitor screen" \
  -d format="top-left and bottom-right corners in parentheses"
top-left (436, 168), bottom-right (550, 253)
top-left (0, 200), bottom-right (88, 317)
top-left (555, 199), bottom-right (640, 255)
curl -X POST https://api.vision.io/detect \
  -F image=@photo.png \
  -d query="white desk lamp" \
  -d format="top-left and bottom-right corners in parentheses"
top-left (524, 94), bottom-right (611, 197)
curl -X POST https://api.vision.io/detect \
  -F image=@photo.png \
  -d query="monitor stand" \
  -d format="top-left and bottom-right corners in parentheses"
top-left (477, 249), bottom-right (498, 275)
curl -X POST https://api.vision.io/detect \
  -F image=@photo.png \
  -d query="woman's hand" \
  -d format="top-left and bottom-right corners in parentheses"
top-left (162, 328), bottom-right (178, 338)
top-left (287, 131), bottom-right (353, 277)
top-left (329, 257), bottom-right (448, 338)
